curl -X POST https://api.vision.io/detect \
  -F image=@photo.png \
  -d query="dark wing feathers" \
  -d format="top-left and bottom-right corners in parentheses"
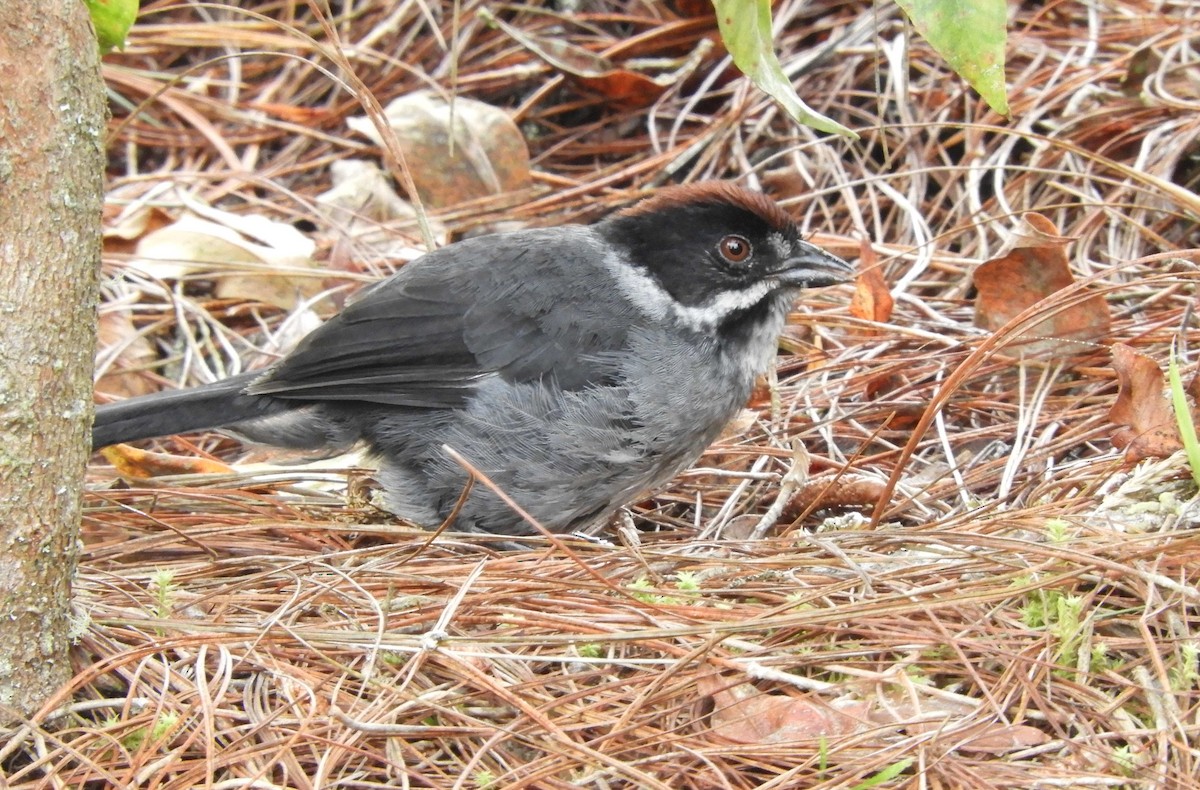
top-left (247, 228), bottom-right (632, 407)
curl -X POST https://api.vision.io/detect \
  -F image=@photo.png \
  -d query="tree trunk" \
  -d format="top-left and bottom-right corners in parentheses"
top-left (0, 1), bottom-right (106, 717)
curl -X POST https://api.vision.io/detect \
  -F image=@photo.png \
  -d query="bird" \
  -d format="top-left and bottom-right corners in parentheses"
top-left (93, 181), bottom-right (853, 535)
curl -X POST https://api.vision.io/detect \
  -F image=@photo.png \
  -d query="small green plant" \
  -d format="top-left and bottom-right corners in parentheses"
top-left (1169, 642), bottom-right (1200, 691)
top-left (1017, 578), bottom-right (1051, 628)
top-left (1090, 642), bottom-right (1118, 673)
top-left (1044, 518), bottom-right (1073, 544)
top-left (626, 577), bottom-right (662, 604)
top-left (472, 769), bottom-right (496, 789)
top-left (1111, 744), bottom-right (1137, 777)
top-left (786, 591), bottom-right (814, 610)
top-left (921, 644), bottom-right (953, 662)
top-left (1048, 594), bottom-right (1086, 673)
top-left (848, 757), bottom-right (915, 789)
top-left (1167, 338), bottom-right (1200, 487)
top-left (122, 727), bottom-right (147, 751)
top-left (149, 569), bottom-right (176, 618)
top-left (149, 569), bottom-right (178, 623)
top-left (626, 574), bottom-right (703, 606)
top-left (1020, 585), bottom-right (1089, 675)
top-left (903, 665), bottom-right (932, 686)
top-left (624, 571), bottom-right (681, 602)
top-left (575, 643), bottom-right (603, 659)
top-left (122, 711), bottom-right (180, 752)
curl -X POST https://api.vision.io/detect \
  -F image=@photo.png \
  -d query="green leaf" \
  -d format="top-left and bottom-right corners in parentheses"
top-left (1167, 338), bottom-right (1200, 488)
top-left (712, 0), bottom-right (857, 138)
top-left (848, 758), bottom-right (915, 789)
top-left (83, 0), bottom-right (139, 53)
top-left (894, 0), bottom-right (1010, 115)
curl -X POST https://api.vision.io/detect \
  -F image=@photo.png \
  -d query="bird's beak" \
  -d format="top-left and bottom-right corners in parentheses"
top-left (774, 241), bottom-right (855, 289)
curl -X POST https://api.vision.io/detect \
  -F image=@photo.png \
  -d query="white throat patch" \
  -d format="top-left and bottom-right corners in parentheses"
top-left (671, 279), bottom-right (781, 333)
top-left (603, 248), bottom-right (785, 334)
top-left (604, 248), bottom-right (673, 321)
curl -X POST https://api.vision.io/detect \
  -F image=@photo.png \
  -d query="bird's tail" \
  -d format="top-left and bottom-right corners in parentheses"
top-left (92, 371), bottom-right (282, 450)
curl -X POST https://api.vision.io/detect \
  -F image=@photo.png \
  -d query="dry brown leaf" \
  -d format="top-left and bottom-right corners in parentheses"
top-left (347, 92), bottom-right (530, 209)
top-left (973, 213), bottom-right (1110, 355)
top-left (101, 444), bottom-right (235, 478)
top-left (667, 0), bottom-right (715, 17)
top-left (484, 10), bottom-right (711, 109)
top-left (864, 370), bottom-right (910, 402)
top-left (1107, 343), bottom-right (1186, 461)
top-left (103, 204), bottom-right (174, 256)
top-left (571, 66), bottom-right (671, 108)
top-left (781, 471), bottom-right (889, 519)
top-left (953, 724), bottom-right (1051, 754)
top-left (317, 160), bottom-right (417, 226)
top-left (848, 244), bottom-right (892, 333)
top-left (867, 687), bottom-right (1050, 754)
top-left (698, 676), bottom-right (871, 744)
top-left (95, 309), bottom-right (160, 399)
top-left (124, 198), bottom-right (323, 311)
top-left (714, 407), bottom-right (759, 441)
top-left (247, 102), bottom-right (332, 124)
top-left (901, 716), bottom-right (1050, 754)
top-left (314, 160), bottom-right (445, 259)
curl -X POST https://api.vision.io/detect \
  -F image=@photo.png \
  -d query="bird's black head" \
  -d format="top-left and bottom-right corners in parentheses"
top-left (597, 182), bottom-right (853, 332)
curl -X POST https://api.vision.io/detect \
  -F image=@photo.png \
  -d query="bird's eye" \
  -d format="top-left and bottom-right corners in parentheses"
top-left (717, 235), bottom-right (752, 264)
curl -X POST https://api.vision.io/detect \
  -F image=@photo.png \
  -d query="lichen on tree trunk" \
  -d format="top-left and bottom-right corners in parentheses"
top-left (0, 1), bottom-right (106, 718)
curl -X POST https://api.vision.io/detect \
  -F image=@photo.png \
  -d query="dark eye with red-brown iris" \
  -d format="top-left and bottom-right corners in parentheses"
top-left (717, 234), bottom-right (752, 264)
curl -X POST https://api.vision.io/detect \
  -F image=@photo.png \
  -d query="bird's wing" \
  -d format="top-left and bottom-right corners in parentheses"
top-left (247, 229), bottom-right (632, 407)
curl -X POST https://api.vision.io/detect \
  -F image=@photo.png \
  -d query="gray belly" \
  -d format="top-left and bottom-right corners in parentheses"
top-left (374, 323), bottom-right (776, 535)
top-left (376, 389), bottom-right (740, 535)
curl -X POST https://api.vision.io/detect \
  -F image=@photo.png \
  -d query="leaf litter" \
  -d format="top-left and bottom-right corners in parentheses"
top-left (20, 1), bottom-right (1200, 787)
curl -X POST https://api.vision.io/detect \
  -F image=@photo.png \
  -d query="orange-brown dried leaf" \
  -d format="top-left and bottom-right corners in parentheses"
top-left (848, 244), bottom-right (892, 332)
top-left (1107, 343), bottom-right (1183, 461)
top-left (781, 472), bottom-right (888, 520)
top-left (954, 724), bottom-right (1051, 754)
top-left (864, 370), bottom-right (906, 401)
top-left (667, 0), bottom-right (716, 17)
top-left (571, 70), bottom-right (669, 108)
top-left (744, 375), bottom-right (773, 410)
top-left (101, 444), bottom-right (235, 478)
top-left (247, 102), bottom-right (331, 124)
top-left (485, 11), bottom-right (708, 109)
top-left (973, 213), bottom-right (1110, 354)
top-left (698, 676), bottom-right (871, 744)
